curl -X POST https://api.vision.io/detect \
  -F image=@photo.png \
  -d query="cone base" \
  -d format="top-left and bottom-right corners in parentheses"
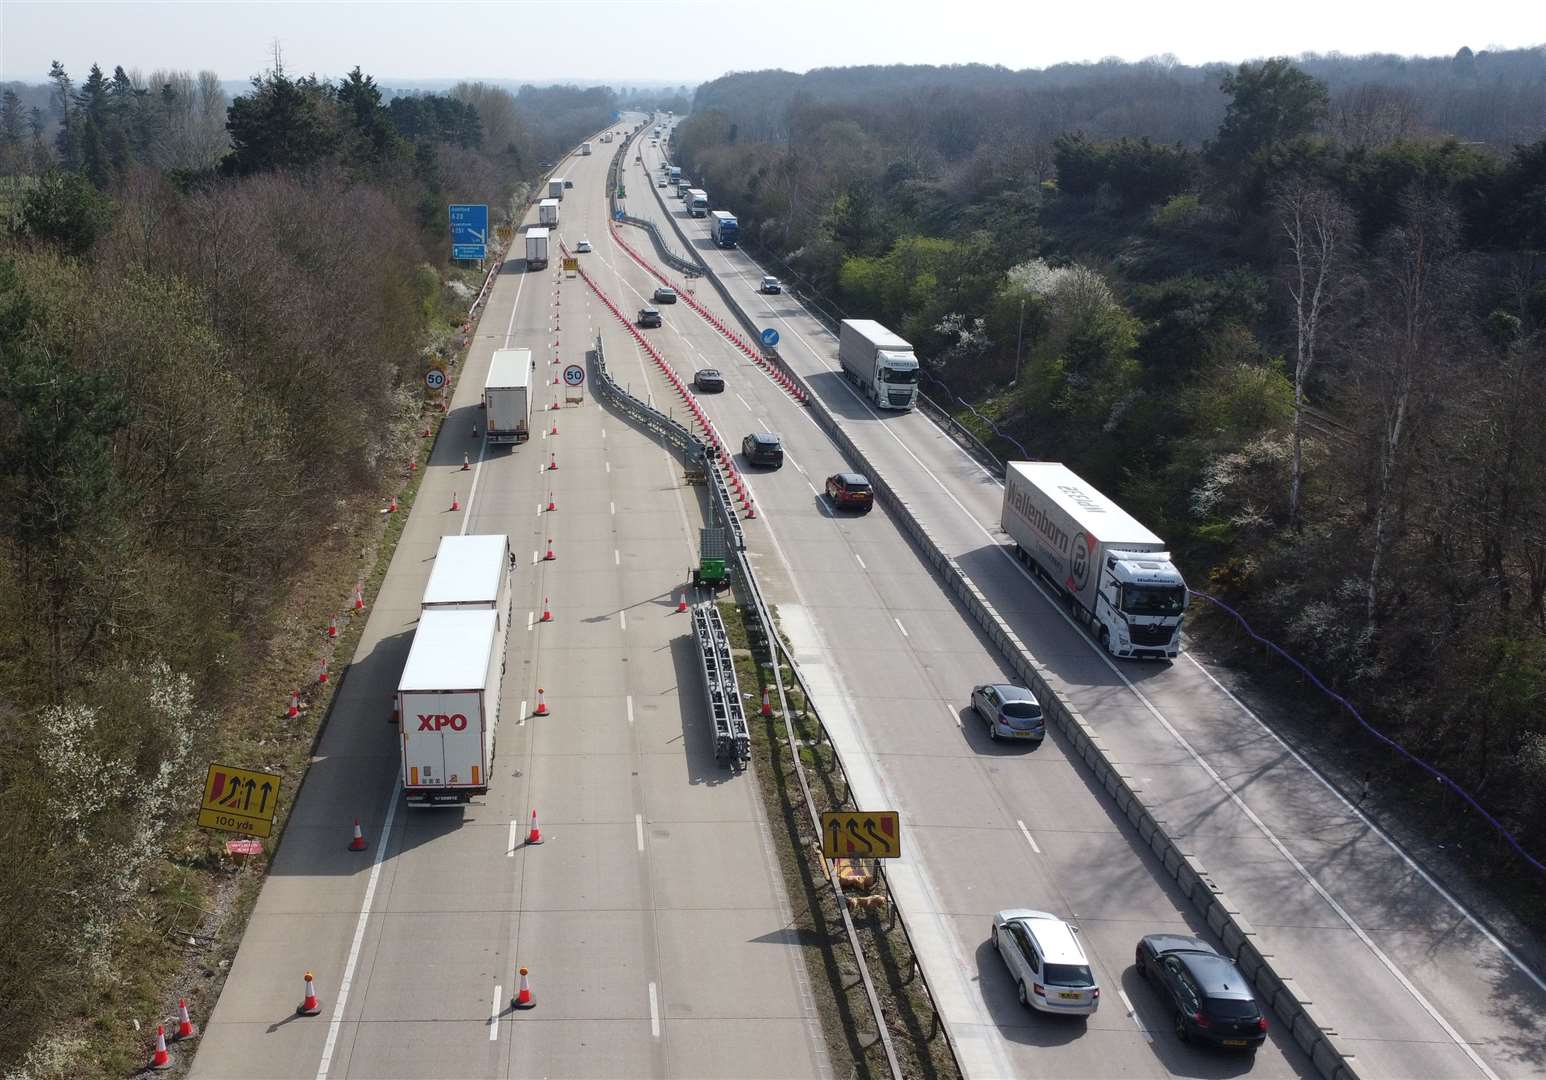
top-left (297, 1003), bottom-right (322, 1016)
top-left (513, 994), bottom-right (537, 1009)
top-left (150, 1058), bottom-right (173, 1071)
top-left (349, 839), bottom-right (367, 852)
top-left (173, 1026), bottom-right (198, 1042)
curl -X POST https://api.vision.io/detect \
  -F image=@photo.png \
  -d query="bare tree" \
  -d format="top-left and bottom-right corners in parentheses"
top-left (1355, 191), bottom-right (1466, 625)
top-left (1276, 180), bottom-right (1353, 530)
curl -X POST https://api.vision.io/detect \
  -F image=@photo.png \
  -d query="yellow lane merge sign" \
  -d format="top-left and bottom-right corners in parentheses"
top-left (821, 810), bottom-right (901, 859)
top-left (562, 257), bottom-right (579, 272)
top-left (198, 762), bottom-right (282, 838)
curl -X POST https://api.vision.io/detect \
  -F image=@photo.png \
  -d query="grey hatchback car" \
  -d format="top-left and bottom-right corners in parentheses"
top-left (971, 684), bottom-right (1045, 742)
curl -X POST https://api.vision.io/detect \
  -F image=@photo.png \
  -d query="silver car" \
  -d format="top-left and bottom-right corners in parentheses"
top-left (992, 909), bottom-right (1100, 1015)
top-left (971, 683), bottom-right (1044, 742)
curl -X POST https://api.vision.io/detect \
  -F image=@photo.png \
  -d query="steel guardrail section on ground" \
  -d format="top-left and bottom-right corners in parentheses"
top-left (589, 301), bottom-right (906, 1078)
top-left (649, 193), bottom-right (1362, 1079)
top-left (692, 602), bottom-right (751, 768)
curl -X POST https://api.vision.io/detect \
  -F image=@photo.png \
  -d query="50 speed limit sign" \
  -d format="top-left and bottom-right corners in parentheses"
top-left (424, 367), bottom-right (448, 392)
top-left (563, 364), bottom-right (586, 387)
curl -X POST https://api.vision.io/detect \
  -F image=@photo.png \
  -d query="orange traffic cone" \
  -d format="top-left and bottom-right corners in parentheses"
top-left (544, 539), bottom-right (555, 561)
top-left (287, 691), bottom-right (300, 719)
top-left (348, 819), bottom-right (368, 852)
top-left (149, 1025), bottom-right (172, 1070)
top-left (677, 591), bottom-right (688, 613)
top-left (407, 456), bottom-right (416, 473)
top-left (327, 615), bottom-right (338, 639)
top-left (450, 491), bottom-right (461, 512)
top-left (388, 495), bottom-right (398, 513)
top-left (549, 419), bottom-right (558, 436)
top-left (462, 451), bottom-right (470, 471)
top-left (761, 687), bottom-right (773, 717)
top-left (553, 374), bottom-right (560, 385)
top-left (535, 688), bottom-right (549, 715)
top-left (421, 425), bottom-right (432, 438)
top-left (472, 424), bottom-right (479, 438)
top-left (546, 494), bottom-right (556, 512)
top-left (318, 657), bottom-right (329, 684)
top-left (173, 998), bottom-right (197, 1041)
top-left (353, 582), bottom-right (366, 612)
top-left (548, 454), bottom-right (557, 471)
top-left (513, 965), bottom-right (537, 1007)
top-left (297, 971), bottom-right (321, 1016)
top-left (540, 599), bottom-right (552, 623)
top-left (746, 501), bottom-right (758, 520)
top-left (525, 813), bottom-right (543, 846)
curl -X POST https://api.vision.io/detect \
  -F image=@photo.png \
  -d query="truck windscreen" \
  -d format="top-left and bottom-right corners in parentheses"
top-left (882, 367), bottom-right (919, 384)
top-left (1121, 584), bottom-right (1186, 616)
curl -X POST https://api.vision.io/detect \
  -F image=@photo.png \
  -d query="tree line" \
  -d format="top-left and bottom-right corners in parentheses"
top-left (672, 51), bottom-right (1546, 904)
top-left (0, 57), bottom-right (626, 1072)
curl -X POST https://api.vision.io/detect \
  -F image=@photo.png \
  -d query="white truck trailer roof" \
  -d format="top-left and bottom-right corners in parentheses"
top-left (842, 319), bottom-right (913, 352)
top-left (539, 197), bottom-right (558, 208)
top-left (421, 534), bottom-right (509, 609)
top-left (1006, 461), bottom-right (1163, 546)
top-left (399, 609), bottom-right (498, 691)
top-left (486, 348), bottom-right (531, 390)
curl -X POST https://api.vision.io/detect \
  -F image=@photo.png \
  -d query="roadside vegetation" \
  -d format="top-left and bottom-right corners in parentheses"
top-left (673, 51), bottom-right (1546, 923)
top-left (0, 57), bottom-right (665, 1074)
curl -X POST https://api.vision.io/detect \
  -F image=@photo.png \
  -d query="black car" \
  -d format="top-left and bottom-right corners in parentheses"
top-left (694, 368), bottom-right (725, 392)
top-left (741, 432), bottom-right (783, 468)
top-left (637, 306), bottom-right (662, 328)
top-left (653, 286), bottom-right (678, 304)
top-left (1135, 935), bottom-right (1267, 1051)
top-left (564, 179), bottom-right (574, 189)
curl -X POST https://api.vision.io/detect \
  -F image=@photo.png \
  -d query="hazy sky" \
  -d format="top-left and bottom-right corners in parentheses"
top-left (1, 0), bottom-right (1539, 86)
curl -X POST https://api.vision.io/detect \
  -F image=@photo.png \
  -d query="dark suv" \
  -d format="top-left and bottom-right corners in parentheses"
top-left (694, 368), bottom-right (725, 392)
top-left (637, 307), bottom-right (662, 328)
top-left (1135, 934), bottom-right (1267, 1051)
top-left (741, 432), bottom-right (784, 468)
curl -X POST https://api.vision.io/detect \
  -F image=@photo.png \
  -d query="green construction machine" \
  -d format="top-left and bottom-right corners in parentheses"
top-left (692, 527), bottom-right (730, 590)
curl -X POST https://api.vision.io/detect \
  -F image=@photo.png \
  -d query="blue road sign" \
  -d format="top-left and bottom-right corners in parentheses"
top-left (614, 209), bottom-right (625, 221)
top-left (612, 111), bottom-right (621, 121)
top-left (761, 328), bottom-right (780, 348)
top-left (449, 204), bottom-right (488, 261)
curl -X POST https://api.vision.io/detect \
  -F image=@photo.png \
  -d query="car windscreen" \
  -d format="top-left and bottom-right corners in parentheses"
top-left (1001, 702), bottom-right (1042, 720)
top-left (1043, 963), bottom-right (1094, 987)
top-left (1205, 997), bottom-right (1259, 1019)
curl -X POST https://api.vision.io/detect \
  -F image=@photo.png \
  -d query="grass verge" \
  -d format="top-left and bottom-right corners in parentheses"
top-left (719, 599), bottom-right (962, 1080)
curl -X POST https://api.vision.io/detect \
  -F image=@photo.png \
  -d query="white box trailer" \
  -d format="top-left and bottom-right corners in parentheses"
top-left (548, 178), bottom-right (565, 200)
top-left (1002, 461), bottom-right (1187, 659)
top-left (525, 227), bottom-right (550, 270)
top-left (422, 534), bottom-right (513, 622)
top-left (398, 609), bottom-right (504, 804)
top-left (580, 141), bottom-right (592, 155)
top-left (484, 348), bottom-right (532, 444)
top-left (538, 198), bottom-right (559, 227)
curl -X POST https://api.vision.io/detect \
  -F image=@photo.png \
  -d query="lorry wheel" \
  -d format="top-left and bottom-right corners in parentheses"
top-left (1098, 626), bottom-right (1110, 651)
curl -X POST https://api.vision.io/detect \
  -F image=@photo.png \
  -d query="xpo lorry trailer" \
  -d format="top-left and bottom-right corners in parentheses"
top-left (709, 210), bottom-right (738, 247)
top-left (484, 349), bottom-right (532, 444)
top-left (525, 227), bottom-right (550, 270)
top-left (838, 319), bottom-right (920, 410)
top-left (421, 534), bottom-right (514, 621)
top-left (1002, 461), bottom-right (1187, 659)
top-left (398, 608), bottom-right (504, 804)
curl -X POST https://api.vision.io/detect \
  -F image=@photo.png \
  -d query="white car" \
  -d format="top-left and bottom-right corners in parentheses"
top-left (575, 239), bottom-right (592, 253)
top-left (991, 910), bottom-right (1100, 1016)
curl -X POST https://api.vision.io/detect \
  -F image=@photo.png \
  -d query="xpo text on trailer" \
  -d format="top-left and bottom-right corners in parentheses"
top-left (398, 609), bottom-right (504, 804)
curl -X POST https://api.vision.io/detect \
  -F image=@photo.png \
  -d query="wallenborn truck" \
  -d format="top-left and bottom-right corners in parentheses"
top-left (525, 227), bottom-right (550, 270)
top-left (709, 210), bottom-right (738, 247)
top-left (548, 178), bottom-right (565, 200)
top-left (484, 348), bottom-right (532, 444)
top-left (1001, 461), bottom-right (1188, 659)
top-left (538, 198), bottom-right (559, 227)
top-left (398, 609), bottom-right (504, 804)
top-left (838, 319), bottom-right (920, 410)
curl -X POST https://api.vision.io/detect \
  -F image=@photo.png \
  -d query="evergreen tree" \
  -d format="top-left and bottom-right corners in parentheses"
top-left (223, 70), bottom-right (334, 176)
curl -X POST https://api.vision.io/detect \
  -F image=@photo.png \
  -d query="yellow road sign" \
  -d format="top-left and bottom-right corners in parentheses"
top-left (197, 762), bottom-right (282, 838)
top-left (821, 810), bottom-right (901, 859)
top-left (495, 225), bottom-right (513, 243)
top-left (562, 257), bottom-right (579, 272)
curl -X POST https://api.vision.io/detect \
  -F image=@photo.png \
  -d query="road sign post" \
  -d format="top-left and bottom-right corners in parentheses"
top-left (449, 204), bottom-right (488, 262)
top-left (820, 810), bottom-right (901, 859)
top-left (563, 363), bottom-right (586, 404)
top-left (198, 763), bottom-right (283, 838)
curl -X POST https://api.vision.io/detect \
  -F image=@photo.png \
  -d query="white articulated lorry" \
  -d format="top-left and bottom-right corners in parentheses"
top-left (538, 197), bottom-right (559, 228)
top-left (1001, 461), bottom-right (1187, 659)
top-left (400, 534), bottom-right (513, 804)
top-left (525, 226), bottom-right (550, 270)
top-left (838, 319), bottom-right (920, 410)
top-left (548, 178), bottom-right (565, 200)
top-left (484, 349), bottom-right (532, 444)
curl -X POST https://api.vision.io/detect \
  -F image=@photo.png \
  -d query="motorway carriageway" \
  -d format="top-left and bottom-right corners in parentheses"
top-left (191, 119), bottom-right (831, 1080)
top-left (624, 131), bottom-right (1546, 1080)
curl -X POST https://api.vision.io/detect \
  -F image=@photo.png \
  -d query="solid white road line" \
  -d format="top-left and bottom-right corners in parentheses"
top-left (636, 813), bottom-right (645, 852)
top-left (894, 617), bottom-right (909, 638)
top-left (1117, 989), bottom-right (1152, 1042)
top-left (648, 981), bottom-right (660, 1038)
top-left (855, 553), bottom-right (867, 570)
top-left (947, 704), bottom-right (962, 729)
top-left (316, 785), bottom-right (400, 1079)
top-left (489, 984), bottom-right (502, 1040)
top-left (1016, 819), bottom-right (1041, 855)
top-left (508, 819), bottom-right (518, 857)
